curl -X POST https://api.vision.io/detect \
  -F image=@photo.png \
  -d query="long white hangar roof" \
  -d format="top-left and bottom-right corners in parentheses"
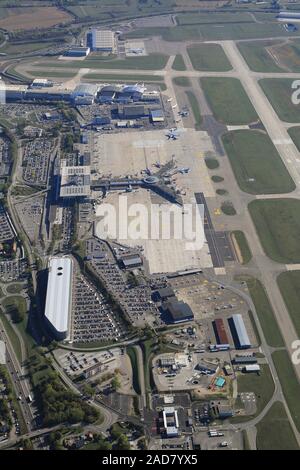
top-left (45, 257), bottom-right (73, 337)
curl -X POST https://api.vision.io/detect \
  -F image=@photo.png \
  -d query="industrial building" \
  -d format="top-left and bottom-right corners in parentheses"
top-left (88, 29), bottom-right (116, 52)
top-left (243, 364), bottom-right (260, 373)
top-left (4, 81), bottom-right (155, 108)
top-left (162, 299), bottom-right (194, 324)
top-left (71, 83), bottom-right (99, 105)
top-left (64, 46), bottom-right (90, 57)
top-left (118, 104), bottom-right (146, 119)
top-left (213, 318), bottom-right (229, 345)
top-left (229, 314), bottom-right (251, 349)
top-left (98, 84), bottom-right (147, 104)
top-left (155, 287), bottom-right (175, 302)
top-left (119, 253), bottom-right (143, 269)
top-left (150, 109), bottom-right (165, 123)
top-left (44, 257), bottom-right (73, 341)
top-left (31, 78), bottom-right (53, 88)
top-left (233, 355), bottom-right (257, 365)
top-left (161, 407), bottom-right (179, 438)
top-left (59, 165), bottom-right (91, 198)
top-left (277, 11), bottom-right (300, 22)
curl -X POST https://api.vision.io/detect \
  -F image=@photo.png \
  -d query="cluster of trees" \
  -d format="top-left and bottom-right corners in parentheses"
top-left (3, 297), bottom-right (26, 324)
top-left (28, 352), bottom-right (99, 426)
top-left (0, 397), bottom-right (11, 428)
top-left (0, 366), bottom-right (13, 430)
top-left (37, 375), bottom-right (99, 426)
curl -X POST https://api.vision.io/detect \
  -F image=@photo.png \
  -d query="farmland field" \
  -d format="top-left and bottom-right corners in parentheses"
top-left (0, 7), bottom-right (72, 31)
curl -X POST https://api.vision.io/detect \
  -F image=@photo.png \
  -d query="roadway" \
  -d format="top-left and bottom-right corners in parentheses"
top-left (0, 318), bottom-right (35, 433)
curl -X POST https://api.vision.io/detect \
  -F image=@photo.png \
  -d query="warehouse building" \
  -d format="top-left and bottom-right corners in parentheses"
top-left (229, 314), bottom-right (251, 349)
top-left (30, 78), bottom-right (53, 88)
top-left (233, 355), bottom-right (257, 365)
top-left (155, 287), bottom-right (175, 302)
top-left (119, 253), bottom-right (143, 269)
top-left (64, 46), bottom-right (90, 57)
top-left (150, 109), bottom-right (165, 123)
top-left (71, 83), bottom-right (99, 105)
top-left (88, 29), bottom-right (116, 52)
top-left (44, 257), bottom-right (73, 341)
top-left (213, 318), bottom-right (229, 345)
top-left (277, 11), bottom-right (300, 22)
top-left (162, 299), bottom-right (194, 324)
top-left (118, 104), bottom-right (146, 119)
top-left (243, 364), bottom-right (261, 373)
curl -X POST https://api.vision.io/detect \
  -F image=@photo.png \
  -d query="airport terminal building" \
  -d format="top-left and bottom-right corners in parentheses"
top-left (44, 257), bottom-right (73, 341)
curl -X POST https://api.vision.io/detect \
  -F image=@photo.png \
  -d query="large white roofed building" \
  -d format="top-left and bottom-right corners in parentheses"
top-left (90, 29), bottom-right (116, 52)
top-left (44, 257), bottom-right (73, 341)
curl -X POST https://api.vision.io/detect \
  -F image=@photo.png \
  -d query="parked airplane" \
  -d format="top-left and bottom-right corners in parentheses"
top-left (178, 167), bottom-right (190, 174)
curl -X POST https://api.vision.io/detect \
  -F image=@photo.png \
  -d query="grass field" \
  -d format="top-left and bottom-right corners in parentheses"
top-left (277, 271), bottom-right (300, 338)
top-left (256, 401), bottom-right (299, 450)
top-left (201, 78), bottom-right (258, 125)
top-left (259, 78), bottom-right (300, 122)
top-left (125, 22), bottom-right (290, 42)
top-left (187, 44), bottom-right (232, 71)
top-left (0, 41), bottom-right (56, 55)
top-left (237, 40), bottom-right (283, 73)
top-left (34, 53), bottom-right (169, 71)
top-left (126, 346), bottom-right (141, 395)
top-left (27, 70), bottom-right (76, 78)
top-left (287, 126), bottom-right (300, 151)
top-left (173, 76), bottom-right (191, 87)
top-left (6, 284), bottom-right (23, 294)
top-left (231, 230), bottom-right (252, 264)
top-left (0, 308), bottom-right (22, 364)
top-left (236, 364), bottom-right (274, 418)
top-left (176, 12), bottom-right (254, 25)
top-left (222, 130), bottom-right (295, 194)
top-left (171, 54), bottom-right (186, 71)
top-left (271, 39), bottom-right (300, 72)
top-left (185, 90), bottom-right (202, 129)
top-left (272, 350), bottom-right (300, 432)
top-left (248, 199), bottom-right (300, 264)
top-left (85, 72), bottom-right (164, 82)
top-left (245, 277), bottom-right (284, 348)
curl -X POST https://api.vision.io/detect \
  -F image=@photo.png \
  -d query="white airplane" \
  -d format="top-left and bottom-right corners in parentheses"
top-left (129, 48), bottom-right (144, 54)
top-left (166, 133), bottom-right (178, 140)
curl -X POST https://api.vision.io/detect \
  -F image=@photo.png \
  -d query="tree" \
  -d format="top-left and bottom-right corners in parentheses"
top-left (111, 375), bottom-right (121, 392)
top-left (114, 434), bottom-right (130, 450)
